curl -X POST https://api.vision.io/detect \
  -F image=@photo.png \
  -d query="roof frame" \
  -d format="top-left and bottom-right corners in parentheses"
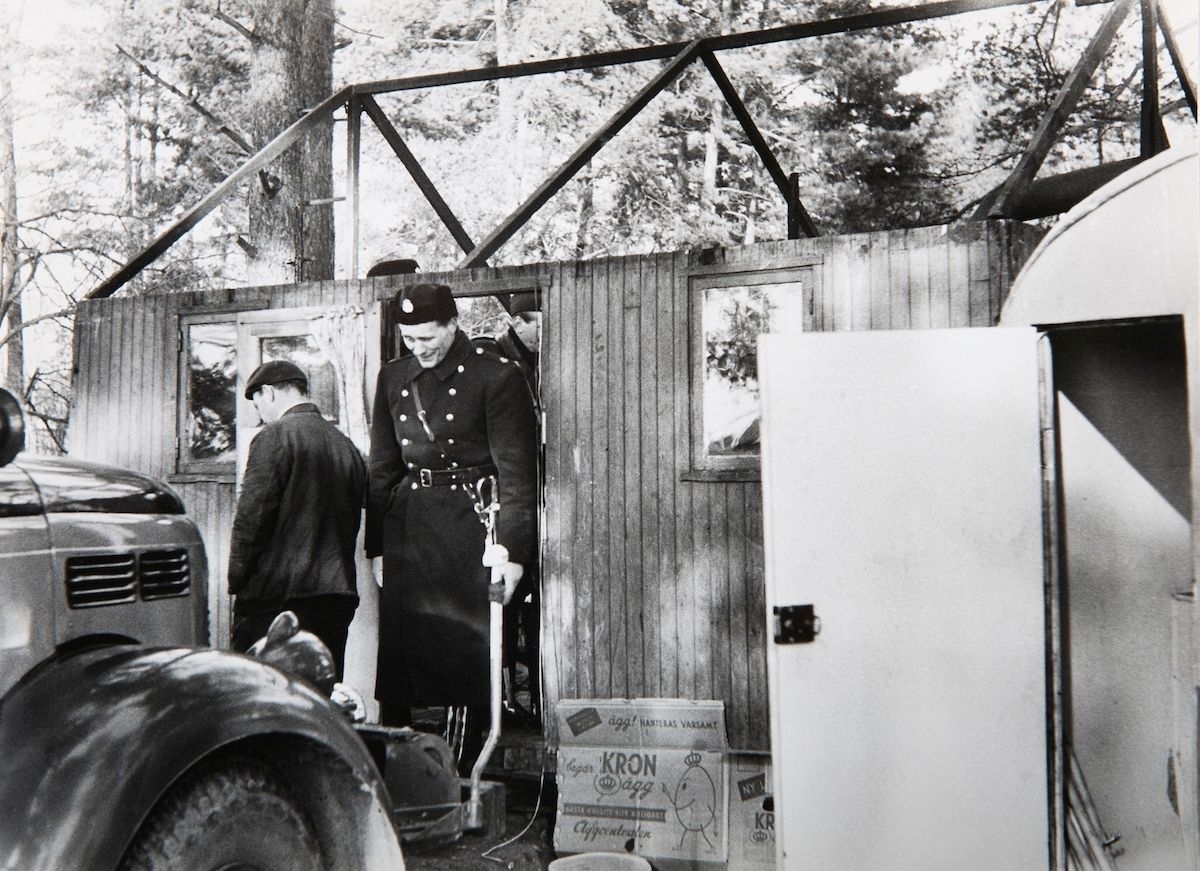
top-left (89, 0), bottom-right (1189, 298)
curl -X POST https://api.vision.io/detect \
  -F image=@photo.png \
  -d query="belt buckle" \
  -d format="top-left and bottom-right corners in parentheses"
top-left (419, 468), bottom-right (433, 487)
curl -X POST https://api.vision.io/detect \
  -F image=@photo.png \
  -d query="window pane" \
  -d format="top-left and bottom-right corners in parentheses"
top-left (702, 280), bottom-right (806, 459)
top-left (260, 335), bottom-right (340, 425)
top-left (185, 322), bottom-right (237, 464)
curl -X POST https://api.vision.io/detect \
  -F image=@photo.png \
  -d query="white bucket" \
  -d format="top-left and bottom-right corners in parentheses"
top-left (548, 852), bottom-right (652, 871)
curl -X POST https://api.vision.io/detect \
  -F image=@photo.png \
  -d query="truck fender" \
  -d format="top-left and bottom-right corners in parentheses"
top-left (0, 645), bottom-right (404, 871)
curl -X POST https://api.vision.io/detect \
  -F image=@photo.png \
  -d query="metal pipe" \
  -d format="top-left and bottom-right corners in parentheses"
top-left (467, 592), bottom-right (504, 829)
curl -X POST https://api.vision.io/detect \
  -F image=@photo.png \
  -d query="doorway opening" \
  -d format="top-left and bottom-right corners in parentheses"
top-left (1046, 316), bottom-right (1194, 871)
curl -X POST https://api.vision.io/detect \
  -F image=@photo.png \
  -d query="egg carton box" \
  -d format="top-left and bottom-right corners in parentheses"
top-left (726, 753), bottom-right (776, 870)
top-left (556, 698), bottom-right (728, 750)
top-left (555, 744), bottom-right (728, 865)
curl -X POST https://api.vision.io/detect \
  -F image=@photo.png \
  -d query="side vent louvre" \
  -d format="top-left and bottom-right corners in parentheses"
top-left (65, 554), bottom-right (137, 608)
top-left (139, 549), bottom-right (190, 600)
top-left (65, 550), bottom-right (190, 608)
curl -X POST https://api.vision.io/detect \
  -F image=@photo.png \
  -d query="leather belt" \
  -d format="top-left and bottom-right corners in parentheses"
top-left (415, 464), bottom-right (497, 487)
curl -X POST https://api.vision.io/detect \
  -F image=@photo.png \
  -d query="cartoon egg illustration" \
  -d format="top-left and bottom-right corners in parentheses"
top-left (663, 752), bottom-right (717, 849)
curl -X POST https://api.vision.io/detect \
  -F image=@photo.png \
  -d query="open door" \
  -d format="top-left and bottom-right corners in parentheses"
top-left (759, 327), bottom-right (1050, 871)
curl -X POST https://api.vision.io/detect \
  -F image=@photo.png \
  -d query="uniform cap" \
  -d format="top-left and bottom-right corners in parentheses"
top-left (244, 360), bottom-right (308, 399)
top-left (395, 283), bottom-right (458, 325)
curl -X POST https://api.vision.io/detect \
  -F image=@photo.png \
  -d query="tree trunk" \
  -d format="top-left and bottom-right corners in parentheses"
top-left (0, 23), bottom-right (25, 396)
top-left (244, 0), bottom-right (335, 284)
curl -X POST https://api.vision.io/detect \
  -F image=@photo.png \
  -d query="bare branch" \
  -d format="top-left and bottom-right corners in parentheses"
top-left (115, 44), bottom-right (254, 155)
top-left (213, 1), bottom-right (261, 45)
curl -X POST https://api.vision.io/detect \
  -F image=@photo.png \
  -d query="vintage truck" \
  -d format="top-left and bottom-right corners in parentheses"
top-left (0, 390), bottom-right (407, 871)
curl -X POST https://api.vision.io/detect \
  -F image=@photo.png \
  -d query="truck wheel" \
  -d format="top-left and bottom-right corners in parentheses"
top-left (120, 755), bottom-right (323, 871)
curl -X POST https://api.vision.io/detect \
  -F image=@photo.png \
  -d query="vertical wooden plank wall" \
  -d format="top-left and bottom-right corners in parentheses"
top-left (69, 220), bottom-right (1043, 752)
top-left (542, 220), bottom-right (1044, 751)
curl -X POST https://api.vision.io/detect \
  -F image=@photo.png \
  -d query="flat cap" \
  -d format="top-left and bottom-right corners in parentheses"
top-left (245, 359), bottom-right (307, 399)
top-left (395, 283), bottom-right (458, 325)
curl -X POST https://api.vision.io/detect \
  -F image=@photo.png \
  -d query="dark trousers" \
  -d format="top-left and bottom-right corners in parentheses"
top-left (231, 594), bottom-right (357, 681)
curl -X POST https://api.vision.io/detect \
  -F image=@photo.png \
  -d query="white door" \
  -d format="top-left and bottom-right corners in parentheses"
top-left (759, 328), bottom-right (1049, 871)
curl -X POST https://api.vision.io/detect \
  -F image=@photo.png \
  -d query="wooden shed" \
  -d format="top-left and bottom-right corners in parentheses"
top-left (69, 218), bottom-right (1043, 751)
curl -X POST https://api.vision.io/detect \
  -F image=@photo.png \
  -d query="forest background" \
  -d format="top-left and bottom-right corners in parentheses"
top-left (1, 0), bottom-right (1196, 452)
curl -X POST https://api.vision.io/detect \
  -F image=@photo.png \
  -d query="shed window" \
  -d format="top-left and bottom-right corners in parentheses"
top-left (181, 320), bottom-right (237, 471)
top-left (688, 265), bottom-right (816, 479)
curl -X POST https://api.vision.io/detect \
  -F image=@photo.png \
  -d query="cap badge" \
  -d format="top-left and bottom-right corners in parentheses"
top-left (401, 298), bottom-right (415, 313)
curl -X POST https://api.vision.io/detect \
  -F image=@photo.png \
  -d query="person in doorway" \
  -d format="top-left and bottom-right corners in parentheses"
top-left (228, 360), bottom-right (367, 682)
top-left (475, 295), bottom-right (540, 398)
top-left (473, 294), bottom-right (542, 722)
top-left (367, 283), bottom-right (537, 773)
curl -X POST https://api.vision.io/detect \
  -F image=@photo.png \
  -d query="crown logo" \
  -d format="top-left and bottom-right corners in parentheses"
top-left (685, 751), bottom-right (702, 767)
top-left (401, 299), bottom-right (415, 313)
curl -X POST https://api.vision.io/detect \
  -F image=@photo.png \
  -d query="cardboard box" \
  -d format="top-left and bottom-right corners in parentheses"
top-left (726, 754), bottom-right (776, 869)
top-left (555, 699), bottom-right (729, 866)
top-left (556, 745), bottom-right (728, 863)
top-left (557, 698), bottom-right (727, 750)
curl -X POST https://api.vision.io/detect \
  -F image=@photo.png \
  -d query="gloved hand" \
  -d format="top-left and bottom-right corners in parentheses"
top-left (492, 561), bottom-right (525, 605)
top-left (483, 543), bottom-right (523, 605)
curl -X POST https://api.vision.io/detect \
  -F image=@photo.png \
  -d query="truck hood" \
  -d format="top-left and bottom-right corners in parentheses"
top-left (12, 455), bottom-right (186, 514)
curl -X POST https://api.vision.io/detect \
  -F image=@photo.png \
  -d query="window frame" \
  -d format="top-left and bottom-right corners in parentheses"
top-left (175, 311), bottom-right (241, 480)
top-left (685, 261), bottom-right (821, 482)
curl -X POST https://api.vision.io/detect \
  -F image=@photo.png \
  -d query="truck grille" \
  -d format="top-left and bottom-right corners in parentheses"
top-left (65, 554), bottom-right (137, 608)
top-left (65, 549), bottom-right (190, 608)
top-left (139, 549), bottom-right (190, 599)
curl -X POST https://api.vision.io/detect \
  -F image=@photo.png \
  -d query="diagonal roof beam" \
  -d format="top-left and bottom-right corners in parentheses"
top-left (975, 0), bottom-right (1134, 220)
top-left (360, 95), bottom-right (478, 257)
top-left (1158, 5), bottom-right (1197, 119)
top-left (700, 49), bottom-right (819, 238)
top-left (88, 87), bottom-right (354, 299)
top-left (457, 40), bottom-right (705, 269)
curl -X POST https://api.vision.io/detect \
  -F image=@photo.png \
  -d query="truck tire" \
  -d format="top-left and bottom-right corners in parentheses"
top-left (119, 755), bottom-right (323, 871)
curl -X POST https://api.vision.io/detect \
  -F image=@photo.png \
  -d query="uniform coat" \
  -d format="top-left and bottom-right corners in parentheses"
top-left (228, 402), bottom-right (367, 608)
top-left (367, 331), bottom-right (537, 708)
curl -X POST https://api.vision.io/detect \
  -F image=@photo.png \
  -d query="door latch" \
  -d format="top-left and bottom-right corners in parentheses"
top-left (773, 604), bottom-right (820, 644)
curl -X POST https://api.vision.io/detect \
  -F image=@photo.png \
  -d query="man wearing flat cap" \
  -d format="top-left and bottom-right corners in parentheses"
top-left (228, 359), bottom-right (367, 680)
top-left (367, 282), bottom-right (537, 771)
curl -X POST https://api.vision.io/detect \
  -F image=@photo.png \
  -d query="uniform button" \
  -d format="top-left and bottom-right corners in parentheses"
top-left (401, 438), bottom-right (410, 446)
top-left (446, 413), bottom-right (455, 421)
top-left (407, 462), bottom-right (415, 469)
top-left (399, 414), bottom-right (408, 421)
top-left (447, 438), bottom-right (455, 445)
top-left (411, 482), bottom-right (419, 490)
top-left (451, 461), bottom-right (459, 468)
top-left (476, 348), bottom-right (484, 354)
top-left (449, 388), bottom-right (457, 396)
top-left (401, 389), bottom-right (409, 397)
top-left (457, 365), bottom-right (465, 373)
top-left (500, 356), bottom-right (510, 363)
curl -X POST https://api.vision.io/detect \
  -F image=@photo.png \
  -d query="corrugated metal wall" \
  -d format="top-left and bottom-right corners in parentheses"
top-left (68, 220), bottom-right (1042, 752)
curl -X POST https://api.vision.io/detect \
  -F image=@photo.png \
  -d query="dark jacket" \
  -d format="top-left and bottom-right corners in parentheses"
top-left (228, 403), bottom-right (367, 606)
top-left (365, 331), bottom-right (537, 565)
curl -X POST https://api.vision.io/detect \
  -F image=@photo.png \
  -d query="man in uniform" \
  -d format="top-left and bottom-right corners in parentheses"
top-left (366, 283), bottom-right (537, 770)
top-left (228, 360), bottom-right (367, 682)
